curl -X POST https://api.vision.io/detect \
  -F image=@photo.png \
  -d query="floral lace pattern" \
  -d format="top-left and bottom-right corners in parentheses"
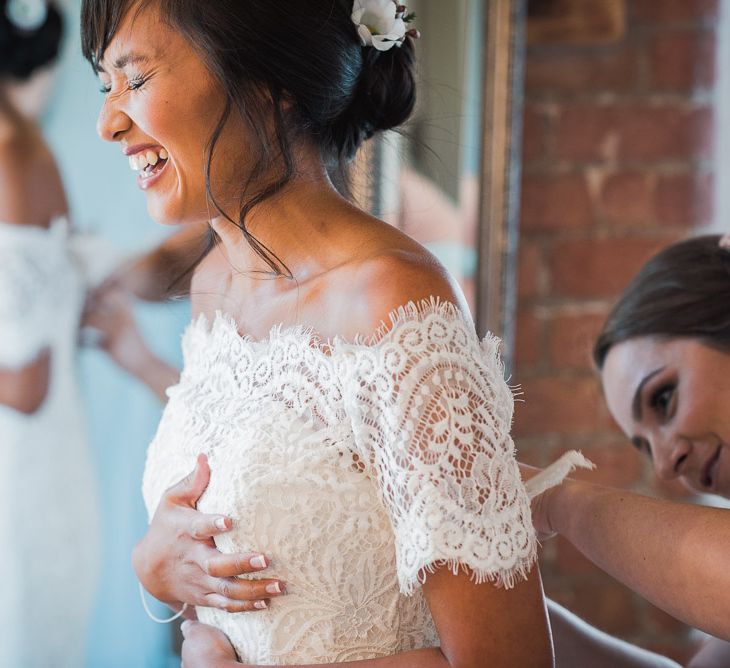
top-left (142, 300), bottom-right (537, 664)
top-left (0, 221), bottom-right (71, 367)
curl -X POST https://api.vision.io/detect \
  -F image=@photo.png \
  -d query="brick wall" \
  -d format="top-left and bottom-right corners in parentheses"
top-left (514, 0), bottom-right (718, 660)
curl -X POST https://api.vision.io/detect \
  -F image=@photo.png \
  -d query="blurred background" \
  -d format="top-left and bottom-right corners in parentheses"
top-left (24, 0), bottom-right (729, 665)
top-left (43, 0), bottom-right (186, 665)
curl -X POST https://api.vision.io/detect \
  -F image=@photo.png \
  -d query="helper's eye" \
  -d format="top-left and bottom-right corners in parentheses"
top-left (650, 384), bottom-right (675, 418)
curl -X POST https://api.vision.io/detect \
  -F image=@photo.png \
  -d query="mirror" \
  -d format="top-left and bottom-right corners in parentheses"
top-left (354, 0), bottom-right (526, 367)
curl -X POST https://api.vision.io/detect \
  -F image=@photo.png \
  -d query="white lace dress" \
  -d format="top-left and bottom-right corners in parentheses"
top-left (0, 220), bottom-right (101, 668)
top-left (143, 301), bottom-right (548, 664)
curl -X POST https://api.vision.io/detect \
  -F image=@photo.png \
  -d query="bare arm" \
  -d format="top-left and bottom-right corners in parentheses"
top-left (0, 349), bottom-right (51, 414)
top-left (181, 567), bottom-right (553, 668)
top-left (83, 289), bottom-right (178, 403)
top-left (535, 479), bottom-right (730, 639)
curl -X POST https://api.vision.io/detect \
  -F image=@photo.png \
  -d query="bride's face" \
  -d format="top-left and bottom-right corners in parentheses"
top-left (602, 336), bottom-right (730, 498)
top-left (95, 5), bottom-right (250, 225)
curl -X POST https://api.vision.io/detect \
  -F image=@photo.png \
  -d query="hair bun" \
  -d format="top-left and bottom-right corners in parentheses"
top-left (0, 0), bottom-right (63, 80)
top-left (331, 38), bottom-right (417, 160)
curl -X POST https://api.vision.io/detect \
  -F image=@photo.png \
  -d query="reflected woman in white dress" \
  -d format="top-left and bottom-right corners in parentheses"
top-left (81, 1), bottom-right (575, 665)
top-left (0, 1), bottom-right (100, 666)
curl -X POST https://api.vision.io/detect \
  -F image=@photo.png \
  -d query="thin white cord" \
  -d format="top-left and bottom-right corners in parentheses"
top-left (139, 582), bottom-right (188, 624)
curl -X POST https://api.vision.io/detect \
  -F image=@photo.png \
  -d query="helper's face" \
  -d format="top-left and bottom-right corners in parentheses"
top-left (602, 337), bottom-right (730, 498)
top-left (95, 5), bottom-right (245, 225)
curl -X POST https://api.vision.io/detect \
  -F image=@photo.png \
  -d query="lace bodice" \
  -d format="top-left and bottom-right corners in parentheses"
top-left (142, 301), bottom-right (538, 664)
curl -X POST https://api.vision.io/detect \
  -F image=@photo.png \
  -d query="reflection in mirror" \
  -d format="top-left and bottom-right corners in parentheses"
top-left (356, 0), bottom-right (526, 365)
top-left (356, 1), bottom-right (487, 306)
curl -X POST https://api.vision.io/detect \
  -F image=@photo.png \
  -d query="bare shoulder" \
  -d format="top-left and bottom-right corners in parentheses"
top-left (345, 245), bottom-right (471, 338)
top-left (0, 125), bottom-right (67, 226)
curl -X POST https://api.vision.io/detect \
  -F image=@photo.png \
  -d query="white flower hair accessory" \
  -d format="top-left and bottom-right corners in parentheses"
top-left (351, 0), bottom-right (419, 52)
top-left (6, 0), bottom-right (48, 32)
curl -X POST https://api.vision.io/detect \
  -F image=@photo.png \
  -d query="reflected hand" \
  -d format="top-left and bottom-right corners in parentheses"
top-left (133, 454), bottom-right (286, 613)
top-left (82, 287), bottom-right (151, 375)
top-left (181, 621), bottom-right (241, 668)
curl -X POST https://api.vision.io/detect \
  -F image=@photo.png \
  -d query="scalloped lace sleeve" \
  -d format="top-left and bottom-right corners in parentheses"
top-left (0, 242), bottom-right (56, 368)
top-left (339, 302), bottom-right (537, 594)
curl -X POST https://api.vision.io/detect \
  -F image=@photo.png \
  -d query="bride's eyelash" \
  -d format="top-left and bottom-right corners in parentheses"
top-left (99, 73), bottom-right (147, 95)
top-left (127, 73), bottom-right (148, 91)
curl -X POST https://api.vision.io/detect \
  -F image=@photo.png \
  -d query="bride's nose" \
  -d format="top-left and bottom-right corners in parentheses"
top-left (97, 97), bottom-right (131, 142)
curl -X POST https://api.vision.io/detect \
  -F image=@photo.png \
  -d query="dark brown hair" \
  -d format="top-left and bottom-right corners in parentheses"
top-left (80, 0), bottom-right (417, 279)
top-left (594, 235), bottom-right (730, 369)
top-left (1, 0), bottom-right (63, 80)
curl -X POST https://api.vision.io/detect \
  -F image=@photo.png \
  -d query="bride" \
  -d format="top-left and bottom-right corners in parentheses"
top-left (82, 1), bottom-right (559, 665)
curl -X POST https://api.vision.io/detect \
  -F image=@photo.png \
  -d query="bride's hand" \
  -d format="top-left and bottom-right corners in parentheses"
top-left (133, 454), bottom-right (286, 613)
top-left (181, 621), bottom-right (242, 668)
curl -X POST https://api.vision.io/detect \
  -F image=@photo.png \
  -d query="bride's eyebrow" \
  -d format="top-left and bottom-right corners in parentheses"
top-left (97, 52), bottom-right (151, 74)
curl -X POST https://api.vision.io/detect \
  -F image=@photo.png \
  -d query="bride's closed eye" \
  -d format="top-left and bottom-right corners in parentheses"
top-left (99, 73), bottom-right (148, 95)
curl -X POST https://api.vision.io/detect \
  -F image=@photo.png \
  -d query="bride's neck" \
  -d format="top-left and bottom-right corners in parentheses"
top-left (211, 169), bottom-right (350, 276)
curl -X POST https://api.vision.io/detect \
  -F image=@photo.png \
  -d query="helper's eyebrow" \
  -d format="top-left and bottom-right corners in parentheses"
top-left (631, 367), bottom-right (665, 422)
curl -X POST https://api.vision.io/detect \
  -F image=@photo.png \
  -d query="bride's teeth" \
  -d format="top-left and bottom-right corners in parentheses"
top-left (159, 148), bottom-right (168, 160)
top-left (146, 150), bottom-right (159, 166)
top-left (129, 155), bottom-right (139, 171)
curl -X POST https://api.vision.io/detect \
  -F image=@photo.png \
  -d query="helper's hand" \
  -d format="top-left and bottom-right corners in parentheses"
top-left (82, 287), bottom-right (152, 376)
top-left (519, 463), bottom-right (557, 541)
top-left (181, 621), bottom-right (242, 668)
top-left (133, 454), bottom-right (286, 613)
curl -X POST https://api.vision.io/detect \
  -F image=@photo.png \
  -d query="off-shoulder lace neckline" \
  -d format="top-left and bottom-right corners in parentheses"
top-left (187, 297), bottom-right (477, 353)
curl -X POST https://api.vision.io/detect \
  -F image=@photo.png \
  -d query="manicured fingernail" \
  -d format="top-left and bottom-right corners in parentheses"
top-left (181, 620), bottom-right (191, 636)
top-left (250, 554), bottom-right (267, 569)
top-left (214, 517), bottom-right (229, 530)
top-left (265, 582), bottom-right (281, 595)
top-left (254, 600), bottom-right (267, 609)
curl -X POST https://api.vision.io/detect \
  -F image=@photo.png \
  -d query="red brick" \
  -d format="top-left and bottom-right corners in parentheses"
top-left (555, 104), bottom-right (714, 163)
top-left (517, 240), bottom-right (542, 299)
top-left (631, 0), bottom-right (719, 25)
top-left (619, 105), bottom-right (714, 162)
top-left (649, 31), bottom-right (716, 91)
top-left (549, 441), bottom-right (644, 489)
top-left (554, 105), bottom-right (620, 163)
top-left (513, 441), bottom-right (545, 468)
top-left (548, 312), bottom-right (607, 370)
top-left (522, 105), bottom-right (547, 164)
top-left (546, 581), bottom-right (642, 636)
top-left (513, 376), bottom-right (603, 437)
top-left (548, 236), bottom-right (676, 299)
top-left (521, 173), bottom-right (593, 231)
top-left (654, 172), bottom-right (714, 227)
top-left (525, 43), bottom-right (639, 94)
top-left (515, 308), bottom-right (543, 372)
top-left (596, 171), bottom-right (656, 227)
